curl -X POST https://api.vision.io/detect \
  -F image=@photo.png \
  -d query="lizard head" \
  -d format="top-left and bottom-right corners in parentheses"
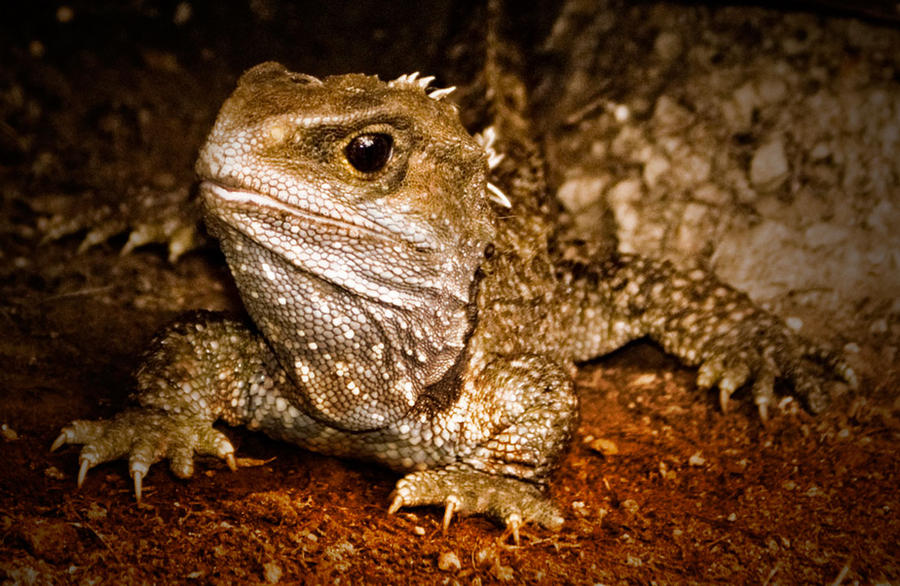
top-left (196, 62), bottom-right (496, 431)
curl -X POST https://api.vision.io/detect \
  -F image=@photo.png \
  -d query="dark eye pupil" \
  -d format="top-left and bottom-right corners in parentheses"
top-left (345, 133), bottom-right (393, 173)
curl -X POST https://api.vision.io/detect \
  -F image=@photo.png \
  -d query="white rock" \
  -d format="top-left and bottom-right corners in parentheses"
top-left (676, 153), bottom-right (712, 186)
top-left (557, 174), bottom-right (610, 212)
top-left (654, 31), bottom-right (683, 62)
top-left (438, 551), bottom-right (462, 572)
top-left (652, 95), bottom-right (692, 131)
top-left (613, 103), bottom-right (631, 122)
top-left (750, 138), bottom-right (789, 191)
top-left (611, 125), bottom-right (648, 158)
top-left (804, 222), bottom-right (849, 248)
top-left (682, 202), bottom-right (707, 224)
top-left (809, 142), bottom-right (831, 161)
top-left (607, 177), bottom-right (644, 205)
top-left (693, 183), bottom-right (729, 206)
top-left (713, 220), bottom-right (809, 299)
top-left (643, 153), bottom-right (670, 188)
top-left (870, 318), bottom-right (888, 335)
top-left (607, 178), bottom-right (645, 250)
top-left (757, 76), bottom-right (788, 105)
top-left (730, 82), bottom-right (758, 128)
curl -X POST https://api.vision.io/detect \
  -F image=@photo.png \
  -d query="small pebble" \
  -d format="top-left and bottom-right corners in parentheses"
top-left (173, 2), bottom-right (192, 25)
top-left (621, 499), bottom-right (640, 515)
top-left (56, 6), bottom-right (74, 22)
top-left (571, 501), bottom-right (590, 518)
top-left (263, 561), bottom-right (282, 583)
top-left (438, 551), bottom-right (461, 572)
top-left (870, 318), bottom-right (888, 334)
top-left (654, 31), bottom-right (683, 61)
top-left (750, 138), bottom-right (789, 191)
top-left (1, 424), bottom-right (18, 441)
top-left (44, 466), bottom-right (66, 480)
top-left (86, 503), bottom-right (107, 521)
top-left (587, 437), bottom-right (619, 456)
top-left (786, 317), bottom-right (803, 331)
top-left (494, 564), bottom-right (514, 581)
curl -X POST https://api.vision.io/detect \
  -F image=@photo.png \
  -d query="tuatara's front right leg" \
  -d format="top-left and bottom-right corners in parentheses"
top-left (52, 311), bottom-right (280, 500)
top-left (388, 354), bottom-right (580, 541)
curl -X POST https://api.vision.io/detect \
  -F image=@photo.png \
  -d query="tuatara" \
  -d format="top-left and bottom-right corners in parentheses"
top-left (52, 60), bottom-right (856, 540)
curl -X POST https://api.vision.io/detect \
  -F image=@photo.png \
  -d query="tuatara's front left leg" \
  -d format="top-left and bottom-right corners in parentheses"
top-left (560, 251), bottom-right (859, 420)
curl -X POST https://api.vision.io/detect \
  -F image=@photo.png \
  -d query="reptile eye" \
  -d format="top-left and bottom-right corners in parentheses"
top-left (344, 133), bottom-right (393, 173)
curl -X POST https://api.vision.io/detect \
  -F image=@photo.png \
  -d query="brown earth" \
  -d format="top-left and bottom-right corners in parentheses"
top-left (2, 2), bottom-right (898, 583)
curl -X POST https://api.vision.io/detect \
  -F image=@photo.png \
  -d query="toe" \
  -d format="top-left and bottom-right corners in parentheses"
top-left (750, 368), bottom-right (776, 423)
top-left (697, 357), bottom-right (725, 390)
top-left (168, 442), bottom-right (196, 479)
top-left (50, 420), bottom-right (106, 451)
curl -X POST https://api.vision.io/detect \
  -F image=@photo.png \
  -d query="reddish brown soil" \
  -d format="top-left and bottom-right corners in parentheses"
top-left (1, 2), bottom-right (898, 584)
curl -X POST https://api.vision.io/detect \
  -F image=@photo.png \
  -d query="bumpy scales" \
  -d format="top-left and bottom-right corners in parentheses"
top-left (54, 62), bottom-right (856, 536)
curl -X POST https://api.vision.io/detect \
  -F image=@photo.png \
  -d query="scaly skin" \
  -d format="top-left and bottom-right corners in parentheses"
top-left (53, 62), bottom-right (856, 539)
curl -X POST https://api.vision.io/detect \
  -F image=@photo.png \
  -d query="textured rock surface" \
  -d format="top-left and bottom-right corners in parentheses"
top-left (539, 2), bottom-right (900, 381)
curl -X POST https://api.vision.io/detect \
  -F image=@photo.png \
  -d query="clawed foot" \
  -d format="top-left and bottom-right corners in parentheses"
top-left (51, 410), bottom-right (236, 501)
top-left (388, 467), bottom-right (563, 544)
top-left (33, 189), bottom-right (203, 262)
top-left (695, 330), bottom-right (858, 421)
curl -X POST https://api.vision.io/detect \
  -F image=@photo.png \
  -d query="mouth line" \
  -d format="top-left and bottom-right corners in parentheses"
top-left (200, 180), bottom-right (400, 244)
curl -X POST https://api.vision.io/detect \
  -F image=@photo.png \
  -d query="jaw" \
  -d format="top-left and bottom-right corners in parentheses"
top-left (199, 180), bottom-right (402, 247)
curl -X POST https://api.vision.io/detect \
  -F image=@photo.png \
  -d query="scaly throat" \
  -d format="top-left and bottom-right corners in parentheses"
top-left (211, 218), bottom-right (479, 432)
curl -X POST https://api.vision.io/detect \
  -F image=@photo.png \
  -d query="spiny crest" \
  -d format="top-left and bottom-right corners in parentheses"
top-left (389, 71), bottom-right (456, 101)
top-left (387, 73), bottom-right (508, 208)
top-left (473, 126), bottom-right (511, 209)
top-left (474, 126), bottom-right (505, 170)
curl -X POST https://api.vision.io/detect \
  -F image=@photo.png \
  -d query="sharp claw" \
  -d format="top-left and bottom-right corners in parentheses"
top-left (225, 453), bottom-right (237, 472)
top-left (506, 513), bottom-right (522, 547)
top-left (719, 385), bottom-right (732, 413)
top-left (442, 496), bottom-right (459, 532)
top-left (50, 432), bottom-right (68, 452)
top-left (133, 470), bottom-right (143, 503)
top-left (757, 399), bottom-right (770, 423)
top-left (77, 458), bottom-right (90, 488)
top-left (387, 495), bottom-right (403, 515)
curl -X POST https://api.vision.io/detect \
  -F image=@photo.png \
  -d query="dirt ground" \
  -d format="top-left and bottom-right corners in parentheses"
top-left (1, 1), bottom-right (898, 584)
